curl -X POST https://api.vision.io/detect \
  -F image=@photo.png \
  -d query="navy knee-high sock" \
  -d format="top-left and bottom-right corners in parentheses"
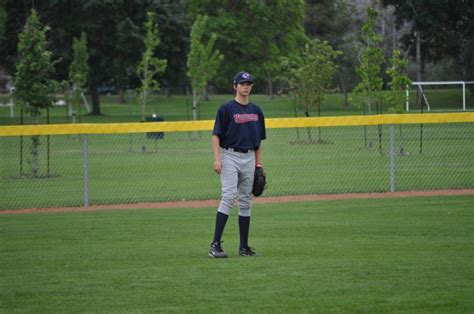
top-left (212, 211), bottom-right (229, 244)
top-left (239, 215), bottom-right (250, 248)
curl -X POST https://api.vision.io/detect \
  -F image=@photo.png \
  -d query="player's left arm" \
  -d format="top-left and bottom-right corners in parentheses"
top-left (256, 107), bottom-right (266, 167)
top-left (255, 144), bottom-right (263, 167)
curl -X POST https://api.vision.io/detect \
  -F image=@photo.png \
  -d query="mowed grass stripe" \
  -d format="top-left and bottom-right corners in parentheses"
top-left (1, 195), bottom-right (473, 312)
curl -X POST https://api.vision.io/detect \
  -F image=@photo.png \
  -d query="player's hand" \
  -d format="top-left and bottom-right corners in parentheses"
top-left (214, 160), bottom-right (222, 174)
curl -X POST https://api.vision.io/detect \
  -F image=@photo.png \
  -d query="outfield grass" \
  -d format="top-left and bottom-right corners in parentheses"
top-left (1, 195), bottom-right (472, 312)
top-left (1, 89), bottom-right (472, 210)
top-left (2, 122), bottom-right (472, 210)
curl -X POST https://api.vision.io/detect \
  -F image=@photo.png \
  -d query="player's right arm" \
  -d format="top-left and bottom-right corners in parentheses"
top-left (212, 135), bottom-right (222, 174)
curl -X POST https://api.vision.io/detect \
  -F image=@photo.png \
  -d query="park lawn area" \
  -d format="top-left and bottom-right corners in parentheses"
top-left (1, 122), bottom-right (472, 210)
top-left (1, 88), bottom-right (472, 125)
top-left (1, 195), bottom-right (473, 313)
top-left (0, 93), bottom-right (348, 125)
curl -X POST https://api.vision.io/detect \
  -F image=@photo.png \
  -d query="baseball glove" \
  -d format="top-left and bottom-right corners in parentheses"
top-left (252, 165), bottom-right (266, 197)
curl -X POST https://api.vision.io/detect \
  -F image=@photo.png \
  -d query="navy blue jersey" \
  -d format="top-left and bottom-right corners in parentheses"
top-left (213, 100), bottom-right (266, 150)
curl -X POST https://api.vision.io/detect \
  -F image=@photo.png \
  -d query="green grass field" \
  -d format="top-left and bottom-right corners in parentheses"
top-left (1, 88), bottom-right (472, 210)
top-left (2, 122), bottom-right (473, 210)
top-left (1, 88), bottom-right (472, 125)
top-left (1, 195), bottom-right (473, 312)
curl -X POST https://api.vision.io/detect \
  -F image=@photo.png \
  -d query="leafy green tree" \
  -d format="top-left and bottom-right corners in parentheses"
top-left (383, 0), bottom-right (474, 84)
top-left (247, 0), bottom-right (307, 98)
top-left (186, 0), bottom-right (307, 95)
top-left (68, 32), bottom-right (89, 122)
top-left (351, 6), bottom-right (386, 151)
top-left (446, 2), bottom-right (474, 82)
top-left (187, 15), bottom-right (223, 121)
top-left (1, 1), bottom-right (190, 114)
top-left (0, 3), bottom-right (6, 42)
top-left (385, 49), bottom-right (411, 114)
top-left (304, 0), bottom-right (351, 45)
top-left (14, 9), bottom-right (60, 177)
top-left (352, 6), bottom-right (385, 115)
top-left (136, 11), bottom-right (167, 121)
top-left (385, 49), bottom-right (411, 155)
top-left (281, 39), bottom-right (341, 143)
top-left (304, 0), bottom-right (355, 107)
top-left (148, 0), bottom-right (190, 95)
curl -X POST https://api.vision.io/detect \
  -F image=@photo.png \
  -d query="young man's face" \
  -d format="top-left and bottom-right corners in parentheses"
top-left (234, 81), bottom-right (253, 96)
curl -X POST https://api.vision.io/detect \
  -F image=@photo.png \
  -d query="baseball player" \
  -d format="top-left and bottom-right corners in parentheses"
top-left (209, 71), bottom-right (266, 258)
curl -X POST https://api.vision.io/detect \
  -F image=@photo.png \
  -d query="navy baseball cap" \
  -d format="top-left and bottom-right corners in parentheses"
top-left (233, 71), bottom-right (253, 84)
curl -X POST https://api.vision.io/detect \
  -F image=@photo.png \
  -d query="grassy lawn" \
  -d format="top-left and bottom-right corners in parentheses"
top-left (1, 88), bottom-right (472, 125)
top-left (1, 89), bottom-right (472, 210)
top-left (1, 195), bottom-right (473, 312)
top-left (1, 122), bottom-right (472, 210)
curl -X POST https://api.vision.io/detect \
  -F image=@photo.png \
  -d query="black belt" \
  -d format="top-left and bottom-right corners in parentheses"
top-left (225, 147), bottom-right (252, 153)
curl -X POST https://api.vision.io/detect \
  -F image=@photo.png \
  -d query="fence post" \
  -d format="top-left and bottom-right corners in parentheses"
top-left (390, 125), bottom-right (395, 192)
top-left (462, 82), bottom-right (466, 111)
top-left (83, 134), bottom-right (89, 207)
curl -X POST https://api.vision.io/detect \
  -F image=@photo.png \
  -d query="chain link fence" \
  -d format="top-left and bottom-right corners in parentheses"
top-left (1, 117), bottom-right (472, 210)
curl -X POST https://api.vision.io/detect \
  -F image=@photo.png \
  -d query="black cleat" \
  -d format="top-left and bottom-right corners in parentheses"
top-left (209, 241), bottom-right (228, 258)
top-left (239, 246), bottom-right (260, 257)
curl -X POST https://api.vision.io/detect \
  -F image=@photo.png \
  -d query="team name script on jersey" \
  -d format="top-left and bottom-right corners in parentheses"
top-left (233, 113), bottom-right (259, 123)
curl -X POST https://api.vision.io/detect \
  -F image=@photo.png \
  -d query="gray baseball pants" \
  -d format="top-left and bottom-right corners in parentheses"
top-left (217, 148), bottom-right (255, 217)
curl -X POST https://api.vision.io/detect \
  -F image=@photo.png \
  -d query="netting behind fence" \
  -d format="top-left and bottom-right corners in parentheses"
top-left (1, 114), bottom-right (473, 210)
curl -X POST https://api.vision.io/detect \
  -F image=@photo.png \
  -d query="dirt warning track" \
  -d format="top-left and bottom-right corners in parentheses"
top-left (1, 189), bottom-right (472, 215)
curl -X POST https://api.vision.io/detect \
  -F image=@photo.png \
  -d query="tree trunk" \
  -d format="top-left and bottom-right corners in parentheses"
top-left (416, 29), bottom-right (424, 154)
top-left (378, 125), bottom-right (383, 155)
top-left (416, 30), bottom-right (423, 108)
top-left (317, 104), bottom-right (322, 143)
top-left (30, 114), bottom-right (40, 178)
top-left (293, 100), bottom-right (300, 142)
top-left (363, 104), bottom-right (369, 149)
top-left (340, 78), bottom-right (349, 108)
top-left (192, 91), bottom-right (198, 121)
top-left (141, 91), bottom-right (147, 122)
top-left (305, 105), bottom-right (312, 143)
top-left (399, 125), bottom-right (406, 155)
top-left (267, 72), bottom-right (274, 100)
top-left (118, 88), bottom-right (126, 104)
top-left (90, 85), bottom-right (101, 115)
top-left (381, 8), bottom-right (387, 54)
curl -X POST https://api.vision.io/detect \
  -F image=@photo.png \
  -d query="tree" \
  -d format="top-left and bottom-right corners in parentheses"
top-left (280, 39), bottom-right (341, 143)
top-left (247, 0), bottom-right (308, 99)
top-left (0, 3), bottom-right (7, 86)
top-left (446, 1), bottom-right (474, 82)
top-left (187, 15), bottom-right (223, 121)
top-left (14, 9), bottom-right (60, 177)
top-left (304, 0), bottom-right (354, 106)
top-left (385, 49), bottom-right (411, 155)
top-left (0, 3), bottom-right (6, 42)
top-left (186, 0), bottom-right (307, 95)
top-left (351, 6), bottom-right (386, 151)
top-left (380, 0), bottom-right (470, 153)
top-left (147, 0), bottom-right (190, 95)
top-left (136, 11), bottom-right (167, 122)
top-left (304, 0), bottom-right (350, 42)
top-left (1, 1), bottom-right (190, 115)
top-left (68, 32), bottom-right (89, 122)
top-left (352, 6), bottom-right (385, 115)
top-left (385, 49), bottom-right (411, 114)
top-left (380, 0), bottom-right (467, 105)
